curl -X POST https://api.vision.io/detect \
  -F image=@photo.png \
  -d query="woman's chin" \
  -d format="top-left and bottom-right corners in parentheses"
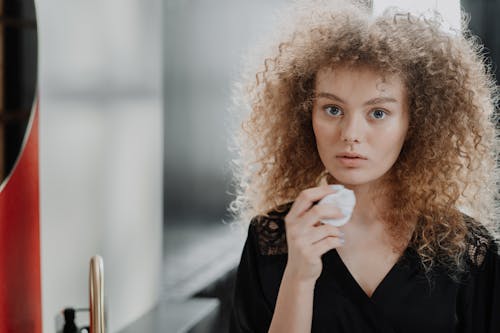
top-left (328, 174), bottom-right (380, 188)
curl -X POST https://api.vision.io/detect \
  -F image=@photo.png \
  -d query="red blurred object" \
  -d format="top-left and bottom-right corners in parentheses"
top-left (0, 100), bottom-right (41, 332)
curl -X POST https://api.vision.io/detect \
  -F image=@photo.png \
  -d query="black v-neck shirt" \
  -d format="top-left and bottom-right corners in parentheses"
top-left (229, 208), bottom-right (500, 333)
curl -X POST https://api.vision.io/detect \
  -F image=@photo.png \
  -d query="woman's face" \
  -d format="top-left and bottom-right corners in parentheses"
top-left (312, 67), bottom-right (409, 187)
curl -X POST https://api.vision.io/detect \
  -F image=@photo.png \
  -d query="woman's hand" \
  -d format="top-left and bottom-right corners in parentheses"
top-left (284, 185), bottom-right (345, 283)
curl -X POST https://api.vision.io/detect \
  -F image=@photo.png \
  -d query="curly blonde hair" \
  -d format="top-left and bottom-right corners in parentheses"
top-left (230, 0), bottom-right (499, 277)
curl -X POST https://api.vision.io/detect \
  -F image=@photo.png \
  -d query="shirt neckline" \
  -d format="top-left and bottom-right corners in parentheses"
top-left (329, 247), bottom-right (413, 302)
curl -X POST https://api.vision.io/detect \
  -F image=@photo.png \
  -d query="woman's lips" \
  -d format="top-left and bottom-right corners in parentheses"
top-left (336, 155), bottom-right (367, 167)
top-left (337, 152), bottom-right (368, 159)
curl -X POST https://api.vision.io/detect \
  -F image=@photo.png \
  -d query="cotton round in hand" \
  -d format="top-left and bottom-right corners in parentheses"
top-left (317, 185), bottom-right (356, 226)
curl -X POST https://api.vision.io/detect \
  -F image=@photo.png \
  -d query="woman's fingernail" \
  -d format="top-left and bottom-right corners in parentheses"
top-left (339, 231), bottom-right (345, 237)
top-left (339, 238), bottom-right (345, 244)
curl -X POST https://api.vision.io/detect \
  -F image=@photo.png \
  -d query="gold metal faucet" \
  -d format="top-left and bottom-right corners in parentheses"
top-left (89, 255), bottom-right (105, 333)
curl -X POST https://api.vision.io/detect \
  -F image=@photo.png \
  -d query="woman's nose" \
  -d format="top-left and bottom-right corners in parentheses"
top-left (340, 114), bottom-right (363, 143)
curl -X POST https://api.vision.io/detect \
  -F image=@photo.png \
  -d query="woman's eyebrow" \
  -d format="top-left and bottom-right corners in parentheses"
top-left (364, 97), bottom-right (398, 106)
top-left (316, 92), bottom-right (398, 106)
top-left (315, 92), bottom-right (346, 103)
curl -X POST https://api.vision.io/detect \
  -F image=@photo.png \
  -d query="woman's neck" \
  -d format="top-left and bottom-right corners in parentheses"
top-left (341, 181), bottom-right (415, 254)
top-left (343, 182), bottom-right (386, 228)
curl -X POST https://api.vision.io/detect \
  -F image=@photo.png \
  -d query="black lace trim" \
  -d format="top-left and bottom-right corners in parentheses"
top-left (252, 203), bottom-right (292, 256)
top-left (463, 215), bottom-right (493, 268)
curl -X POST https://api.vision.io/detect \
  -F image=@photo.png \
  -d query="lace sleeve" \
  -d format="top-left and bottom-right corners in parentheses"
top-left (251, 203), bottom-right (292, 256)
top-left (463, 215), bottom-right (494, 268)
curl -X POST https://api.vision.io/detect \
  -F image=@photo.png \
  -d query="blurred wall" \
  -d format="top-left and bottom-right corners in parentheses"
top-left (163, 0), bottom-right (290, 223)
top-left (36, 0), bottom-right (163, 332)
top-left (374, 0), bottom-right (461, 31)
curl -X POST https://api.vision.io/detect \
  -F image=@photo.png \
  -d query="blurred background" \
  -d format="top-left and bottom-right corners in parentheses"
top-left (28, 0), bottom-right (499, 332)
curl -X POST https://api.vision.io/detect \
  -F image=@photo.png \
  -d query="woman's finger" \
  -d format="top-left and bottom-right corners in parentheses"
top-left (286, 186), bottom-right (338, 222)
top-left (303, 223), bottom-right (344, 244)
top-left (311, 236), bottom-right (345, 257)
top-left (300, 203), bottom-right (344, 228)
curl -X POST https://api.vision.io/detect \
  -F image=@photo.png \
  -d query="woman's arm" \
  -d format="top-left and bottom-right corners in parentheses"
top-left (269, 186), bottom-right (345, 333)
top-left (268, 270), bottom-right (316, 333)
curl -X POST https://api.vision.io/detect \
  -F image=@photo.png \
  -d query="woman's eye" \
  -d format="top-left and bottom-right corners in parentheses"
top-left (324, 105), bottom-right (343, 117)
top-left (370, 109), bottom-right (387, 119)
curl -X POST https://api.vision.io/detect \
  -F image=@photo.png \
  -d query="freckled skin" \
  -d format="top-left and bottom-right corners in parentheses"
top-left (312, 67), bottom-right (409, 188)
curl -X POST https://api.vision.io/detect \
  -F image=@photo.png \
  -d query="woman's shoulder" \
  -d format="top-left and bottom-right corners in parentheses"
top-left (249, 202), bottom-right (293, 256)
top-left (462, 214), bottom-right (498, 269)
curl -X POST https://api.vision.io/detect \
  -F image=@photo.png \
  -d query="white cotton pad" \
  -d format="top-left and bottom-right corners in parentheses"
top-left (317, 185), bottom-right (356, 226)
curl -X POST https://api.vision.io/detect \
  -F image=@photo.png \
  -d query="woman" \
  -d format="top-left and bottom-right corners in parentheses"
top-left (229, 1), bottom-right (499, 332)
